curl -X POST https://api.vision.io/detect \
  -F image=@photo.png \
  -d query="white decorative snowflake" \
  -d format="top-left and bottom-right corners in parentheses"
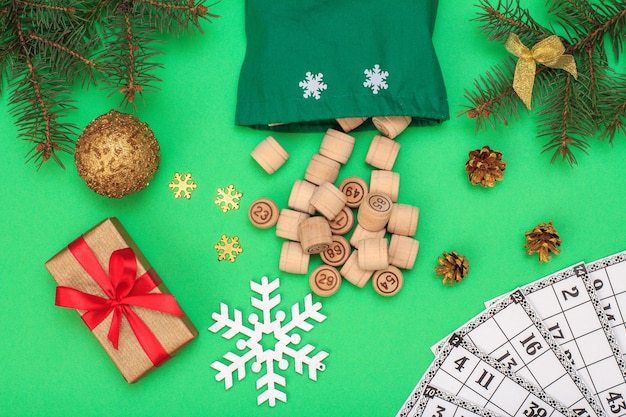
top-left (298, 71), bottom-right (327, 100)
top-left (363, 64), bottom-right (389, 94)
top-left (209, 276), bottom-right (329, 407)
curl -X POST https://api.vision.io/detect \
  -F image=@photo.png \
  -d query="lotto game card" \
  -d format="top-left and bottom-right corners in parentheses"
top-left (501, 263), bottom-right (626, 416)
top-left (586, 251), bottom-right (626, 356)
top-left (397, 333), bottom-right (574, 417)
top-left (434, 289), bottom-right (602, 417)
top-left (404, 385), bottom-right (499, 417)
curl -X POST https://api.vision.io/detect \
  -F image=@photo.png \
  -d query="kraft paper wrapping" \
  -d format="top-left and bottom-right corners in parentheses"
top-left (45, 218), bottom-right (198, 383)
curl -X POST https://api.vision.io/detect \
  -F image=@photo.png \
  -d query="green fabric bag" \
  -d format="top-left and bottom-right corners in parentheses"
top-left (235, 0), bottom-right (450, 132)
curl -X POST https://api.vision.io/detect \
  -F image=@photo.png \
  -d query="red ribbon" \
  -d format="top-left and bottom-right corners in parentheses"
top-left (55, 236), bottom-right (184, 367)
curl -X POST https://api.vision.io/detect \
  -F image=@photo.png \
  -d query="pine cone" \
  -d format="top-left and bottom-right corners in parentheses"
top-left (524, 221), bottom-right (561, 263)
top-left (435, 251), bottom-right (470, 285)
top-left (465, 145), bottom-right (506, 187)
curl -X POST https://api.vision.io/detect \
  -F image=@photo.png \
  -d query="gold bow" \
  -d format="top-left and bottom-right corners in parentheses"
top-left (505, 33), bottom-right (578, 109)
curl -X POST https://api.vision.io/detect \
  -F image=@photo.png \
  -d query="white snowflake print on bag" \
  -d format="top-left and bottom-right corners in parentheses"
top-left (363, 64), bottom-right (389, 94)
top-left (298, 71), bottom-right (327, 100)
top-left (209, 276), bottom-right (329, 407)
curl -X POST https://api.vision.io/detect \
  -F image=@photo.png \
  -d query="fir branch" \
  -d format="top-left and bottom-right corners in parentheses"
top-left (462, 0), bottom-right (626, 165)
top-left (548, 0), bottom-right (602, 33)
top-left (10, 9), bottom-right (77, 168)
top-left (474, 0), bottom-right (551, 44)
top-left (84, 0), bottom-right (116, 21)
top-left (21, 2), bottom-right (100, 83)
top-left (594, 0), bottom-right (626, 59)
top-left (18, 0), bottom-right (76, 14)
top-left (1, 0), bottom-right (219, 168)
top-left (459, 57), bottom-right (522, 130)
top-left (134, 0), bottom-right (219, 36)
top-left (548, 0), bottom-right (626, 61)
top-left (97, 0), bottom-right (218, 107)
top-left (28, 31), bottom-right (96, 70)
top-left (0, 0), bottom-right (94, 167)
top-left (99, 3), bottom-right (164, 107)
top-left (10, 72), bottom-right (78, 168)
top-left (598, 71), bottom-right (626, 143)
top-left (537, 72), bottom-right (594, 164)
top-left (583, 44), bottom-right (600, 114)
top-left (0, 37), bottom-right (16, 97)
top-left (18, 0), bottom-right (85, 31)
top-left (0, 3), bottom-right (9, 27)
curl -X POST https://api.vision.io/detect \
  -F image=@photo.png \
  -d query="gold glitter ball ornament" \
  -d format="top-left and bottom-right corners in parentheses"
top-left (75, 110), bottom-right (160, 198)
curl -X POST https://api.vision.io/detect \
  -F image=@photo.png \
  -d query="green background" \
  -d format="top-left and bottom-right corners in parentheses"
top-left (1, 1), bottom-right (624, 416)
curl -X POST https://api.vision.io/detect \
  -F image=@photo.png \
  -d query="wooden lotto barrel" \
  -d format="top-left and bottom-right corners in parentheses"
top-left (304, 154), bottom-right (340, 185)
top-left (279, 241), bottom-right (310, 274)
top-left (275, 209), bottom-right (310, 241)
top-left (309, 265), bottom-right (342, 297)
top-left (340, 250), bottom-right (373, 288)
top-left (328, 206), bottom-right (354, 235)
top-left (298, 216), bottom-right (333, 254)
top-left (357, 238), bottom-right (389, 271)
top-left (338, 176), bottom-right (368, 208)
top-left (365, 135), bottom-right (400, 171)
top-left (336, 116), bottom-right (367, 132)
top-left (248, 198), bottom-right (280, 229)
top-left (357, 192), bottom-right (393, 231)
top-left (288, 180), bottom-right (317, 215)
top-left (387, 203), bottom-right (419, 237)
top-left (349, 224), bottom-right (386, 248)
top-left (310, 181), bottom-right (348, 220)
top-left (251, 136), bottom-right (289, 174)
top-left (370, 170), bottom-right (400, 203)
top-left (372, 266), bottom-right (404, 297)
top-left (372, 116), bottom-right (411, 139)
top-left (388, 234), bottom-right (419, 270)
top-left (319, 129), bottom-right (355, 164)
top-left (320, 235), bottom-right (351, 267)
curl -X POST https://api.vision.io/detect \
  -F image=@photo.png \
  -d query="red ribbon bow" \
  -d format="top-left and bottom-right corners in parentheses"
top-left (55, 237), bottom-right (184, 366)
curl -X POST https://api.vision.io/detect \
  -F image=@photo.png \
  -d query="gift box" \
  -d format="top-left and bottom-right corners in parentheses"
top-left (45, 218), bottom-right (198, 383)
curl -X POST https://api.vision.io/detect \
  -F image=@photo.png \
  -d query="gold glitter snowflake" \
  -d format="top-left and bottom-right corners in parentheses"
top-left (215, 184), bottom-right (243, 213)
top-left (169, 173), bottom-right (198, 199)
top-left (214, 235), bottom-right (243, 263)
